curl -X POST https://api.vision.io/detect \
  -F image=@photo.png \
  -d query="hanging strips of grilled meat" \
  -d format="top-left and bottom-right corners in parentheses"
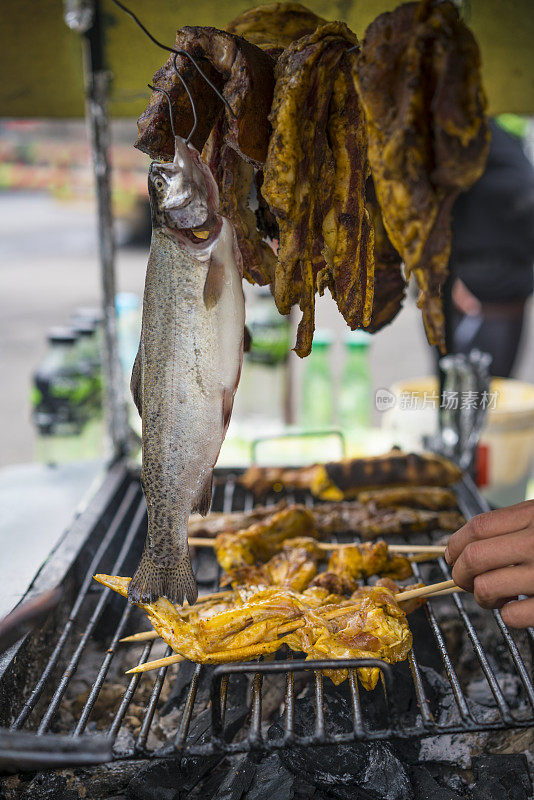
top-left (225, 2), bottom-right (327, 55)
top-left (262, 22), bottom-right (362, 357)
top-left (320, 51), bottom-right (374, 333)
top-left (355, 1), bottom-right (489, 351)
top-left (136, 26), bottom-right (275, 167)
top-left (363, 177), bottom-right (405, 333)
top-left (203, 117), bottom-right (276, 286)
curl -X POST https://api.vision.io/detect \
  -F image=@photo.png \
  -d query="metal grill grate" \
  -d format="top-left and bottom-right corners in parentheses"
top-left (1, 463), bottom-right (533, 768)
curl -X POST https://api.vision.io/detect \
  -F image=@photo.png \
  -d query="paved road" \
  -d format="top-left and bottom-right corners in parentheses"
top-left (1, 189), bottom-right (533, 467)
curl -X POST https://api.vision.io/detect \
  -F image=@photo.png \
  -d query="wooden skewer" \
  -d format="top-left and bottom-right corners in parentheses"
top-left (430, 586), bottom-right (465, 597)
top-left (124, 579), bottom-right (460, 673)
top-left (120, 630), bottom-right (160, 643)
top-left (322, 543), bottom-right (446, 554)
top-left (188, 537), bottom-right (445, 556)
top-left (395, 579), bottom-right (458, 602)
top-left (126, 621), bottom-right (308, 674)
top-left (126, 654), bottom-right (185, 674)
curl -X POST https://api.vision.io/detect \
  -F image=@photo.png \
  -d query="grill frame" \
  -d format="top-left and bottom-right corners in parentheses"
top-left (1, 462), bottom-right (533, 769)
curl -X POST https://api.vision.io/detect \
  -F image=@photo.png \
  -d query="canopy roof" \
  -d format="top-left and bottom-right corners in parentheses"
top-left (2, 0), bottom-right (534, 119)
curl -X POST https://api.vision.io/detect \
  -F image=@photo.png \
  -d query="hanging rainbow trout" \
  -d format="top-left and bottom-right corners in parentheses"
top-left (128, 136), bottom-right (245, 606)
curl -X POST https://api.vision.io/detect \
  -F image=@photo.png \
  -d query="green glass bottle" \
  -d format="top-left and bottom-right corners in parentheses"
top-left (339, 330), bottom-right (372, 430)
top-left (301, 331), bottom-right (333, 429)
top-left (233, 287), bottom-right (290, 428)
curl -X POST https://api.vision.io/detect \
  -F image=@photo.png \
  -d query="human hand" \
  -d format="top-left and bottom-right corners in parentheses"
top-left (444, 500), bottom-right (534, 628)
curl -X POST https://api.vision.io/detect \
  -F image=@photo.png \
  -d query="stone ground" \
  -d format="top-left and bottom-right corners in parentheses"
top-left (1, 189), bottom-right (533, 468)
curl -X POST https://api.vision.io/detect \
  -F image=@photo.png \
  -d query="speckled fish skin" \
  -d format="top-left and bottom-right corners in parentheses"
top-left (128, 136), bottom-right (245, 607)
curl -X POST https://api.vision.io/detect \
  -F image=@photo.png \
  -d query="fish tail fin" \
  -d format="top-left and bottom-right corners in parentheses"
top-left (127, 551), bottom-right (198, 607)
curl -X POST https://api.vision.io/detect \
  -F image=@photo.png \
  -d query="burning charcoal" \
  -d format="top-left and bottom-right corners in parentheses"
top-left (211, 755), bottom-right (257, 800)
top-left (161, 661), bottom-right (204, 715)
top-left (467, 673), bottom-right (523, 710)
top-left (409, 766), bottom-right (465, 800)
top-left (244, 753), bottom-right (320, 800)
top-left (470, 754), bottom-right (532, 800)
top-left (271, 684), bottom-right (413, 800)
top-left (420, 666), bottom-right (461, 724)
top-left (128, 677), bottom-right (250, 800)
top-left (161, 665), bottom-right (249, 719)
top-left (13, 760), bottom-right (147, 800)
top-left (126, 760), bottom-right (183, 800)
top-left (181, 705), bottom-right (250, 787)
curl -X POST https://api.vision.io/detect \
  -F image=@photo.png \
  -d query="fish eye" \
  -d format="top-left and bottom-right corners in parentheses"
top-left (154, 177), bottom-right (165, 190)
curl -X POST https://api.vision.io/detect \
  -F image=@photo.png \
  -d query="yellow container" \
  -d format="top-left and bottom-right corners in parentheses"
top-left (381, 377), bottom-right (534, 507)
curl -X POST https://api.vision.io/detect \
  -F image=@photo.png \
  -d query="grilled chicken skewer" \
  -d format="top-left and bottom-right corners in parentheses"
top-left (98, 575), bottom-right (458, 681)
top-left (189, 536), bottom-right (445, 555)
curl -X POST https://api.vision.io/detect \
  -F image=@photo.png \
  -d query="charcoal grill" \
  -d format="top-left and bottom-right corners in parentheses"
top-left (0, 463), bottom-right (533, 771)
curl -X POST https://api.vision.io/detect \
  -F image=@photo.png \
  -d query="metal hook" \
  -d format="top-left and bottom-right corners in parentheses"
top-left (111, 0), bottom-right (237, 119)
top-left (173, 56), bottom-right (198, 144)
top-left (147, 83), bottom-right (177, 140)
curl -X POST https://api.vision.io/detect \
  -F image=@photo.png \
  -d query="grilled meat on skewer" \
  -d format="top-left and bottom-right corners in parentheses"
top-left (222, 538), bottom-right (413, 592)
top-left (311, 450), bottom-right (463, 500)
top-left (213, 506), bottom-right (319, 572)
top-left (191, 501), bottom-right (463, 550)
top-left (239, 450), bottom-right (462, 499)
top-left (96, 574), bottom-right (415, 689)
top-left (357, 486), bottom-right (457, 510)
top-left (327, 541), bottom-right (413, 582)
top-left (239, 464), bottom-right (317, 495)
top-left (189, 500), bottom-right (288, 538)
top-left (356, 508), bottom-right (464, 540)
top-left (189, 491), bottom-right (462, 540)
top-left (223, 537), bottom-right (324, 592)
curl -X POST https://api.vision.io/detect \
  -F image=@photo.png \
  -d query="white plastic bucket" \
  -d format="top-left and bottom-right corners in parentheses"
top-left (380, 377), bottom-right (534, 507)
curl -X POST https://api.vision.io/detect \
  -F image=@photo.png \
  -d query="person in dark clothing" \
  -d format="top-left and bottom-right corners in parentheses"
top-left (446, 118), bottom-right (534, 376)
top-left (442, 122), bottom-right (534, 630)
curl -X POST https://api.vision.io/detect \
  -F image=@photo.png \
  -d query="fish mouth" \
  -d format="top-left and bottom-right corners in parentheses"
top-left (167, 215), bottom-right (223, 252)
top-left (165, 201), bottom-right (209, 230)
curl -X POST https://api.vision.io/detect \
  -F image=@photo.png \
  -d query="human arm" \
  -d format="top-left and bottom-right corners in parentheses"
top-left (444, 500), bottom-right (534, 628)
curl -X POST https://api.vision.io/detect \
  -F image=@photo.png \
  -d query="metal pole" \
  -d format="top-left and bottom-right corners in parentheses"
top-left (65, 0), bottom-right (130, 459)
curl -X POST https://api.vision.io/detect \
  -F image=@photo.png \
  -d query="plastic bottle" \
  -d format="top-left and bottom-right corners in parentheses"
top-left (338, 330), bottom-right (372, 430)
top-left (71, 318), bottom-right (102, 410)
top-left (301, 330), bottom-right (333, 429)
top-left (115, 292), bottom-right (142, 380)
top-left (32, 327), bottom-right (84, 462)
top-left (232, 287), bottom-right (290, 429)
top-left (70, 318), bottom-right (105, 459)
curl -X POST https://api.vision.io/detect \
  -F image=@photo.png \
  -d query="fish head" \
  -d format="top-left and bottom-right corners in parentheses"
top-left (148, 136), bottom-right (218, 231)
